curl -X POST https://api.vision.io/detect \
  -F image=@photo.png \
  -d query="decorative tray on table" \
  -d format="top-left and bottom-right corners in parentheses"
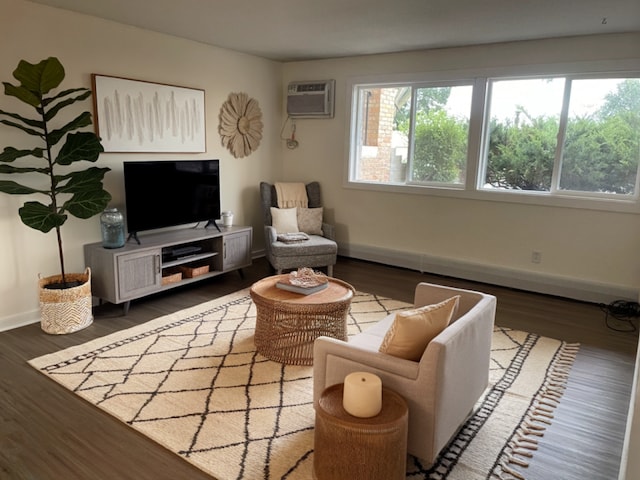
top-left (276, 268), bottom-right (329, 295)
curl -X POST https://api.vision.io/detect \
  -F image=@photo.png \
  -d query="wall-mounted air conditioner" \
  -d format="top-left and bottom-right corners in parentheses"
top-left (286, 79), bottom-right (335, 118)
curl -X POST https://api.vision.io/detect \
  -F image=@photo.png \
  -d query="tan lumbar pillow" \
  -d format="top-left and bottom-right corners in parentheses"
top-left (270, 207), bottom-right (299, 234)
top-left (379, 296), bottom-right (460, 361)
top-left (296, 207), bottom-right (323, 235)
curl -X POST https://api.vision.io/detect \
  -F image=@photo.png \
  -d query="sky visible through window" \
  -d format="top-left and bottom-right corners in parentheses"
top-left (444, 78), bottom-right (627, 120)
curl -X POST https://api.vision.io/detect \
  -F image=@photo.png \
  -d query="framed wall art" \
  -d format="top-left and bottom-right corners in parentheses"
top-left (91, 74), bottom-right (206, 153)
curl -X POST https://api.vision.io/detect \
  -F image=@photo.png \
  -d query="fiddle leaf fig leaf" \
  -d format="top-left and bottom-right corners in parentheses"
top-left (44, 89), bottom-right (91, 121)
top-left (0, 118), bottom-right (43, 137)
top-left (0, 180), bottom-right (41, 195)
top-left (0, 165), bottom-right (45, 175)
top-left (0, 108), bottom-right (43, 130)
top-left (3, 82), bottom-right (40, 107)
top-left (63, 189), bottom-right (112, 219)
top-left (47, 111), bottom-right (92, 146)
top-left (13, 57), bottom-right (64, 96)
top-left (56, 167), bottom-right (110, 193)
top-left (0, 147), bottom-right (44, 163)
top-left (19, 201), bottom-right (66, 233)
top-left (56, 132), bottom-right (104, 165)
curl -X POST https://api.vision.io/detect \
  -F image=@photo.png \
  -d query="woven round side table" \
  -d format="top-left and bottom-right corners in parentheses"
top-left (313, 383), bottom-right (408, 480)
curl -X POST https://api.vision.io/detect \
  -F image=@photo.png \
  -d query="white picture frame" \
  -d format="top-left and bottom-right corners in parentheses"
top-left (91, 74), bottom-right (206, 153)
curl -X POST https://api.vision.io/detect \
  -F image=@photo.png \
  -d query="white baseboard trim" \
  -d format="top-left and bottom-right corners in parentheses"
top-left (3, 246), bottom-right (630, 332)
top-left (1, 249), bottom-right (268, 333)
top-left (0, 310), bottom-right (40, 333)
top-left (339, 243), bottom-right (637, 305)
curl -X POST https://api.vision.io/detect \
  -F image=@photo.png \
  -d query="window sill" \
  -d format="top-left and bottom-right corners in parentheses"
top-left (345, 179), bottom-right (640, 214)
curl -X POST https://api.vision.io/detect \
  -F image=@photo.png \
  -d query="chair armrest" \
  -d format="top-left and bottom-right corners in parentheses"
top-left (313, 336), bottom-right (419, 404)
top-left (421, 293), bottom-right (496, 450)
top-left (426, 299), bottom-right (494, 388)
top-left (321, 222), bottom-right (335, 240)
top-left (264, 225), bottom-right (277, 243)
top-left (316, 337), bottom-right (419, 376)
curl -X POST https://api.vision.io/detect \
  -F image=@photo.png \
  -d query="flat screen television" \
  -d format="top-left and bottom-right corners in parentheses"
top-left (123, 160), bottom-right (221, 241)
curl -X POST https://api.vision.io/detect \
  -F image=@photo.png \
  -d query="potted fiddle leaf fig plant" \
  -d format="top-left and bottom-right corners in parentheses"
top-left (0, 57), bottom-right (111, 334)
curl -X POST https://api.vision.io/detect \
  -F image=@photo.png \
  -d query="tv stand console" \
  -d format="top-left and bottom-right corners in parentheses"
top-left (84, 226), bottom-right (252, 314)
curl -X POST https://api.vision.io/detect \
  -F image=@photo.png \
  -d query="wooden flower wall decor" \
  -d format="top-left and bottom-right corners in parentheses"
top-left (218, 92), bottom-right (263, 158)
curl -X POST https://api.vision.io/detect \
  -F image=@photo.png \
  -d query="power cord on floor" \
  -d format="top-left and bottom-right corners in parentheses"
top-left (600, 300), bottom-right (640, 333)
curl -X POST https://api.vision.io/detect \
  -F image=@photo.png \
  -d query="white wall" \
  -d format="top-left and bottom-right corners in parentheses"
top-left (1, 4), bottom-right (639, 477)
top-left (0, 0), bottom-right (283, 330)
top-left (282, 34), bottom-right (640, 304)
top-left (3, 1), bottom-right (640, 328)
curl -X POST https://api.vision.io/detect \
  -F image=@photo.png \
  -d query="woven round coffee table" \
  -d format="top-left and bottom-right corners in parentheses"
top-left (250, 274), bottom-right (355, 365)
top-left (313, 383), bottom-right (408, 480)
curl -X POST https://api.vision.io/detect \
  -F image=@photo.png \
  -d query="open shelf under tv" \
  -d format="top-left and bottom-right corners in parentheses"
top-left (84, 226), bottom-right (252, 314)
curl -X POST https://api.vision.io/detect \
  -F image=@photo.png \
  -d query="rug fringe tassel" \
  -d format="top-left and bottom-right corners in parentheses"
top-left (510, 456), bottom-right (530, 467)
top-left (513, 448), bottom-right (534, 458)
top-left (498, 461), bottom-right (527, 480)
top-left (532, 408), bottom-right (554, 419)
top-left (493, 339), bottom-right (579, 480)
top-left (521, 426), bottom-right (544, 436)
top-left (533, 402), bottom-right (555, 413)
top-left (514, 439), bottom-right (538, 450)
top-left (530, 414), bottom-right (552, 425)
top-left (523, 421), bottom-right (546, 431)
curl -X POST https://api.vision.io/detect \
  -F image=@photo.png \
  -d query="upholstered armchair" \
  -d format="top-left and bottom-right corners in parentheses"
top-left (260, 181), bottom-right (338, 276)
top-left (313, 282), bottom-right (497, 466)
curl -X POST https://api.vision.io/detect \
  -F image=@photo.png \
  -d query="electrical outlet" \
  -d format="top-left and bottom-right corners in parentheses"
top-left (531, 251), bottom-right (542, 264)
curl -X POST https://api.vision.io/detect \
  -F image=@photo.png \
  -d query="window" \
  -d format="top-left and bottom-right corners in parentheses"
top-left (560, 78), bottom-right (640, 196)
top-left (350, 83), bottom-right (473, 187)
top-left (482, 78), bottom-right (565, 192)
top-left (348, 71), bottom-right (640, 210)
top-left (481, 77), bottom-right (640, 197)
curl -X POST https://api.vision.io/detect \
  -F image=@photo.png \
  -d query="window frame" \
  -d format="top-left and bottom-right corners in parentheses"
top-left (478, 73), bottom-right (640, 199)
top-left (345, 61), bottom-right (640, 214)
top-left (406, 80), bottom-right (475, 189)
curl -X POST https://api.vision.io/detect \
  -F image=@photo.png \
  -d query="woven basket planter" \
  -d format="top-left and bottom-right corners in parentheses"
top-left (39, 268), bottom-right (93, 335)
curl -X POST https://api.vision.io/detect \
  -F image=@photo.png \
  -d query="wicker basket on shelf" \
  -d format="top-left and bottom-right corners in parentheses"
top-left (179, 263), bottom-right (210, 278)
top-left (161, 268), bottom-right (183, 285)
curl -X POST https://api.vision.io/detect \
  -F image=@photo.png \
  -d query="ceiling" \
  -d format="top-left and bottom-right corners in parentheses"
top-left (28, 0), bottom-right (640, 62)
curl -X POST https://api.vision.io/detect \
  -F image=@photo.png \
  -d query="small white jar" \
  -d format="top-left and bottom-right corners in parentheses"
top-left (221, 211), bottom-right (234, 227)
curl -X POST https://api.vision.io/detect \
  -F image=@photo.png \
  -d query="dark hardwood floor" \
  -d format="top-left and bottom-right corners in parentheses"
top-left (0, 257), bottom-right (637, 479)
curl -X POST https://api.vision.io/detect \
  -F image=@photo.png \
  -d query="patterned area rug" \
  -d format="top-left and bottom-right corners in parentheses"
top-left (29, 289), bottom-right (579, 480)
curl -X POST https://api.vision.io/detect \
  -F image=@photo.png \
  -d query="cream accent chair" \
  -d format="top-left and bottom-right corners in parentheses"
top-left (313, 282), bottom-right (497, 466)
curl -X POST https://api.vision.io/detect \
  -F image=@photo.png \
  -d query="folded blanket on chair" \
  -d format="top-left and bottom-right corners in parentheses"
top-left (275, 182), bottom-right (308, 208)
top-left (277, 232), bottom-right (310, 243)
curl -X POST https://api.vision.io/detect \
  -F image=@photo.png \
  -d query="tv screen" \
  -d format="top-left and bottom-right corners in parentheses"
top-left (123, 160), bottom-right (221, 236)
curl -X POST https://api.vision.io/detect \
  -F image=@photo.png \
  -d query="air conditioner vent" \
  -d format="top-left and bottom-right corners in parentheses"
top-left (286, 80), bottom-right (335, 118)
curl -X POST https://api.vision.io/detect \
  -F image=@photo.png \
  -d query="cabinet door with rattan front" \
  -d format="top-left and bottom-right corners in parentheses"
top-left (116, 249), bottom-right (162, 301)
top-left (222, 230), bottom-right (252, 272)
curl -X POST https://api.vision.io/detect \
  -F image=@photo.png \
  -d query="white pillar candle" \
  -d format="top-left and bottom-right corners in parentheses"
top-left (342, 372), bottom-right (382, 418)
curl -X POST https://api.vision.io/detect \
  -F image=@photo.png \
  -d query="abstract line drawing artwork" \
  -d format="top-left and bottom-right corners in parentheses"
top-left (92, 75), bottom-right (206, 153)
